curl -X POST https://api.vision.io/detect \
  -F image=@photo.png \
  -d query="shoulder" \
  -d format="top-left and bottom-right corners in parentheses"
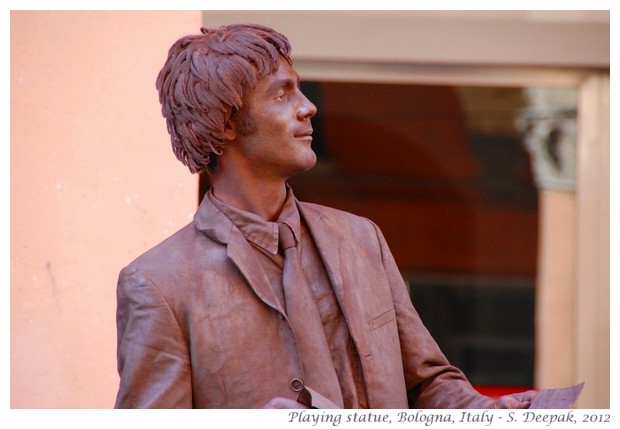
top-left (120, 220), bottom-right (219, 281)
top-left (297, 201), bottom-right (382, 239)
top-left (127, 222), bottom-right (195, 264)
top-left (298, 201), bottom-right (374, 225)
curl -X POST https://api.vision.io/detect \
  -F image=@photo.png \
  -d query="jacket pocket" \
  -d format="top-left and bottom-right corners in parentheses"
top-left (369, 308), bottom-right (396, 331)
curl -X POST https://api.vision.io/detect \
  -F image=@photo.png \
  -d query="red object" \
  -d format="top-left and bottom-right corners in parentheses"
top-left (475, 385), bottom-right (533, 398)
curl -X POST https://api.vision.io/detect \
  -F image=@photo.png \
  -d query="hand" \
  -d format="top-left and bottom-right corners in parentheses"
top-left (263, 397), bottom-right (308, 409)
top-left (494, 390), bottom-right (539, 409)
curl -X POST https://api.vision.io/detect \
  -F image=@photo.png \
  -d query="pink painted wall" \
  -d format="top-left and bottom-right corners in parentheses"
top-left (10, 11), bottom-right (201, 408)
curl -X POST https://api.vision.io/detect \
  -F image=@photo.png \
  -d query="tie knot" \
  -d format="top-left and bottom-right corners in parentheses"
top-left (278, 222), bottom-right (297, 250)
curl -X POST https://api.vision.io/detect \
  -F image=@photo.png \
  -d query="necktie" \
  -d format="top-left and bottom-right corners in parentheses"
top-left (278, 222), bottom-right (343, 408)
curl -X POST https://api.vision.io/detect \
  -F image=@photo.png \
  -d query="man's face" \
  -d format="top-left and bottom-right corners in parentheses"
top-left (227, 58), bottom-right (318, 181)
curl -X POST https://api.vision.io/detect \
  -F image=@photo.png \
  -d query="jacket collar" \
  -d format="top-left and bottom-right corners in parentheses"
top-left (193, 190), bottom-right (234, 245)
top-left (193, 192), bottom-right (285, 315)
top-left (193, 191), bottom-right (346, 318)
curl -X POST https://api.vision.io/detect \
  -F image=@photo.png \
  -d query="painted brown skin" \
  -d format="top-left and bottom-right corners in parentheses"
top-left (211, 57), bottom-right (317, 222)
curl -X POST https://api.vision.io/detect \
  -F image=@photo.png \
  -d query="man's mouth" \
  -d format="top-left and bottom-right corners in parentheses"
top-left (295, 129), bottom-right (313, 140)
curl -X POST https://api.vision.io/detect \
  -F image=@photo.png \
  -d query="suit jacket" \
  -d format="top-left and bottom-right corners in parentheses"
top-left (115, 195), bottom-right (498, 408)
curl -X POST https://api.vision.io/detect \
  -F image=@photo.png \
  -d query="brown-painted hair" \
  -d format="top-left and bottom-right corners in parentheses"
top-left (155, 24), bottom-right (292, 174)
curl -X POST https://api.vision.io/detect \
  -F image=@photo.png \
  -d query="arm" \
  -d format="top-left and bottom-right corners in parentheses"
top-left (115, 266), bottom-right (193, 408)
top-left (372, 222), bottom-right (536, 409)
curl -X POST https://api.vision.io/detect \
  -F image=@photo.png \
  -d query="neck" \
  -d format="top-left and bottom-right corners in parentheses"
top-left (211, 173), bottom-right (288, 222)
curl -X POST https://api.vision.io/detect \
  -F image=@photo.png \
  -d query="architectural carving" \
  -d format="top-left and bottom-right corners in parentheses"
top-left (516, 88), bottom-right (577, 191)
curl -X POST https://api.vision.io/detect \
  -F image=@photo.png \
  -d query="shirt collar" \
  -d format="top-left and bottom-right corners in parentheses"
top-left (208, 185), bottom-right (301, 255)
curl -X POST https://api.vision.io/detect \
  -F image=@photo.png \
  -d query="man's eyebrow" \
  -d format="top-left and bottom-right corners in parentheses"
top-left (265, 76), bottom-right (299, 94)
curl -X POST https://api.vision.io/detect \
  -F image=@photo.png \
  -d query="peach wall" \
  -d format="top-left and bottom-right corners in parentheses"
top-left (10, 11), bottom-right (201, 408)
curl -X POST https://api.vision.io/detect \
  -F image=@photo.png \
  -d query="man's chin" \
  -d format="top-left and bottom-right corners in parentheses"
top-left (302, 154), bottom-right (318, 172)
top-left (286, 156), bottom-right (317, 180)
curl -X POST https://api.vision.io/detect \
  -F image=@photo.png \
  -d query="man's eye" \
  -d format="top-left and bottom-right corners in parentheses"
top-left (275, 91), bottom-right (286, 100)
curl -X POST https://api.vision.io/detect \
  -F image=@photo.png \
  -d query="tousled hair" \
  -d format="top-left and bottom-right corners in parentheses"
top-left (155, 24), bottom-right (292, 174)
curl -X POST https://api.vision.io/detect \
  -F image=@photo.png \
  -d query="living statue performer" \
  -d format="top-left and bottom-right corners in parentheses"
top-left (115, 23), bottom-right (557, 409)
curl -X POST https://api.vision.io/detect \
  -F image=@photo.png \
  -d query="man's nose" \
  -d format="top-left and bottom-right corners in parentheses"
top-left (297, 94), bottom-right (317, 120)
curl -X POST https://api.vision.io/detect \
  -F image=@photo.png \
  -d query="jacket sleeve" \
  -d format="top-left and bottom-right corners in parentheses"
top-left (115, 266), bottom-right (193, 408)
top-left (372, 222), bottom-right (537, 409)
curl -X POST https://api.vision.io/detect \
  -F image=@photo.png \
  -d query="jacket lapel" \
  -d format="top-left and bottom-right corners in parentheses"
top-left (227, 230), bottom-right (285, 315)
top-left (297, 202), bottom-right (344, 305)
top-left (194, 195), bottom-right (285, 315)
top-left (298, 202), bottom-right (372, 358)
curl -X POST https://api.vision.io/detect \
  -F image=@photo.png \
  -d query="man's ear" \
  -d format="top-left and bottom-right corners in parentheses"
top-left (221, 117), bottom-right (237, 142)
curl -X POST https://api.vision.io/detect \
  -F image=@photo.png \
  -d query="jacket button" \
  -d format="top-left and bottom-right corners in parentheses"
top-left (291, 378), bottom-right (304, 392)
